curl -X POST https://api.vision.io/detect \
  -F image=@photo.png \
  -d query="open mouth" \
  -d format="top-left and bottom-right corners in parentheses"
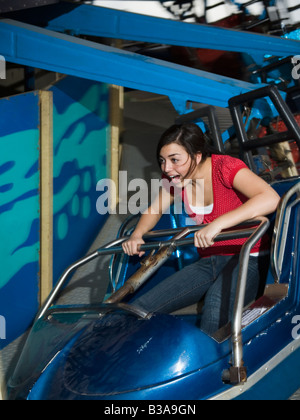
top-left (168, 175), bottom-right (181, 183)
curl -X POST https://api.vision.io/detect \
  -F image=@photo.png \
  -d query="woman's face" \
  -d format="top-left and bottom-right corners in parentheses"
top-left (159, 143), bottom-right (196, 185)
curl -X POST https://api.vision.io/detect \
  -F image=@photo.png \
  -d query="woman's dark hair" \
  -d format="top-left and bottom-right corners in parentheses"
top-left (157, 123), bottom-right (211, 177)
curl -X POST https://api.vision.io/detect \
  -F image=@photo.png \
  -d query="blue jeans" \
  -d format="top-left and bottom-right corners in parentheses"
top-left (132, 254), bottom-right (269, 335)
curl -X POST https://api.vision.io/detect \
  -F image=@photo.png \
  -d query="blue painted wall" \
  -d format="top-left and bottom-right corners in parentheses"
top-left (0, 92), bottom-right (41, 349)
top-left (0, 77), bottom-right (111, 349)
top-left (49, 76), bottom-right (110, 284)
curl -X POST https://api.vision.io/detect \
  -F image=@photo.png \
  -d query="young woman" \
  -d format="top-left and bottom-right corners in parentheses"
top-left (122, 123), bottom-right (280, 335)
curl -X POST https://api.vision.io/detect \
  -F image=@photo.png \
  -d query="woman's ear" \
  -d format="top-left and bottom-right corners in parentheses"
top-left (196, 153), bottom-right (203, 165)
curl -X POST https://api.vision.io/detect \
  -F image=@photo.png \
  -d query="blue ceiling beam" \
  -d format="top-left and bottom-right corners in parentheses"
top-left (41, 3), bottom-right (300, 57)
top-left (0, 19), bottom-right (266, 110)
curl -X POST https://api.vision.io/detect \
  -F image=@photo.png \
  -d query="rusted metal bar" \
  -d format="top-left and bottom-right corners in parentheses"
top-left (105, 228), bottom-right (191, 304)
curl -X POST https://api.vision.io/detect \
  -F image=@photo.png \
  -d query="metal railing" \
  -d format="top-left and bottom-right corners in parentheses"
top-left (36, 220), bottom-right (265, 321)
top-left (271, 180), bottom-right (300, 282)
top-left (36, 217), bottom-right (271, 386)
top-left (223, 217), bottom-right (270, 384)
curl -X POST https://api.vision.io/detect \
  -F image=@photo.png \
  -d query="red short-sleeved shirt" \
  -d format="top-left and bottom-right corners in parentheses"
top-left (165, 154), bottom-right (270, 257)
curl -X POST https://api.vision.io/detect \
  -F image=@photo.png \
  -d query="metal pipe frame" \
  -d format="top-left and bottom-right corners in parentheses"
top-left (105, 226), bottom-right (196, 305)
top-left (37, 218), bottom-right (271, 386)
top-left (46, 302), bottom-right (151, 322)
top-left (228, 217), bottom-right (270, 384)
top-left (37, 220), bottom-right (265, 321)
top-left (229, 85), bottom-right (300, 171)
top-left (109, 213), bottom-right (140, 292)
top-left (36, 236), bottom-right (127, 321)
top-left (271, 180), bottom-right (300, 281)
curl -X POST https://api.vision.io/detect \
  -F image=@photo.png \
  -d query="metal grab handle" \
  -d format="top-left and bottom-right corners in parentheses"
top-left (271, 181), bottom-right (300, 282)
top-left (223, 217), bottom-right (270, 385)
top-left (36, 221), bottom-right (264, 321)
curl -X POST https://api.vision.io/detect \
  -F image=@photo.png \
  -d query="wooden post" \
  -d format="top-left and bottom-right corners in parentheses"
top-left (39, 91), bottom-right (53, 305)
top-left (0, 357), bottom-right (6, 400)
top-left (110, 84), bottom-right (124, 212)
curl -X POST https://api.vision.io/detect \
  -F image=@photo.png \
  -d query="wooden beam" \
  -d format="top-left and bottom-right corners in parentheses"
top-left (39, 90), bottom-right (53, 305)
top-left (110, 84), bottom-right (124, 212)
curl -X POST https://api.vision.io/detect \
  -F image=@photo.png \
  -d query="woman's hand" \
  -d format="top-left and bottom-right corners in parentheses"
top-left (194, 221), bottom-right (223, 249)
top-left (122, 234), bottom-right (146, 257)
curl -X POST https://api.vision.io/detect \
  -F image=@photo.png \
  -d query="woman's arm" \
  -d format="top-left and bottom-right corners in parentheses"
top-left (122, 187), bottom-right (174, 256)
top-left (195, 168), bottom-right (280, 249)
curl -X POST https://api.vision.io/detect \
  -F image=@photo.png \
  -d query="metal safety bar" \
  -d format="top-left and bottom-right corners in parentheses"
top-left (36, 221), bottom-right (262, 321)
top-left (109, 213), bottom-right (140, 291)
top-left (223, 217), bottom-right (270, 385)
top-left (229, 85), bottom-right (300, 171)
top-left (46, 302), bottom-right (151, 322)
top-left (271, 180), bottom-right (300, 282)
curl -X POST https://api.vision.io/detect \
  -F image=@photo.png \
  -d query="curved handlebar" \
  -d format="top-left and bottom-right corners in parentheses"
top-left (36, 219), bottom-right (268, 321)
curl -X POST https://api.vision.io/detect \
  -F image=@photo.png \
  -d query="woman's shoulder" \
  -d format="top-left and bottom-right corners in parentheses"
top-left (212, 154), bottom-right (248, 171)
top-left (212, 154), bottom-right (248, 187)
top-left (212, 153), bottom-right (245, 165)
